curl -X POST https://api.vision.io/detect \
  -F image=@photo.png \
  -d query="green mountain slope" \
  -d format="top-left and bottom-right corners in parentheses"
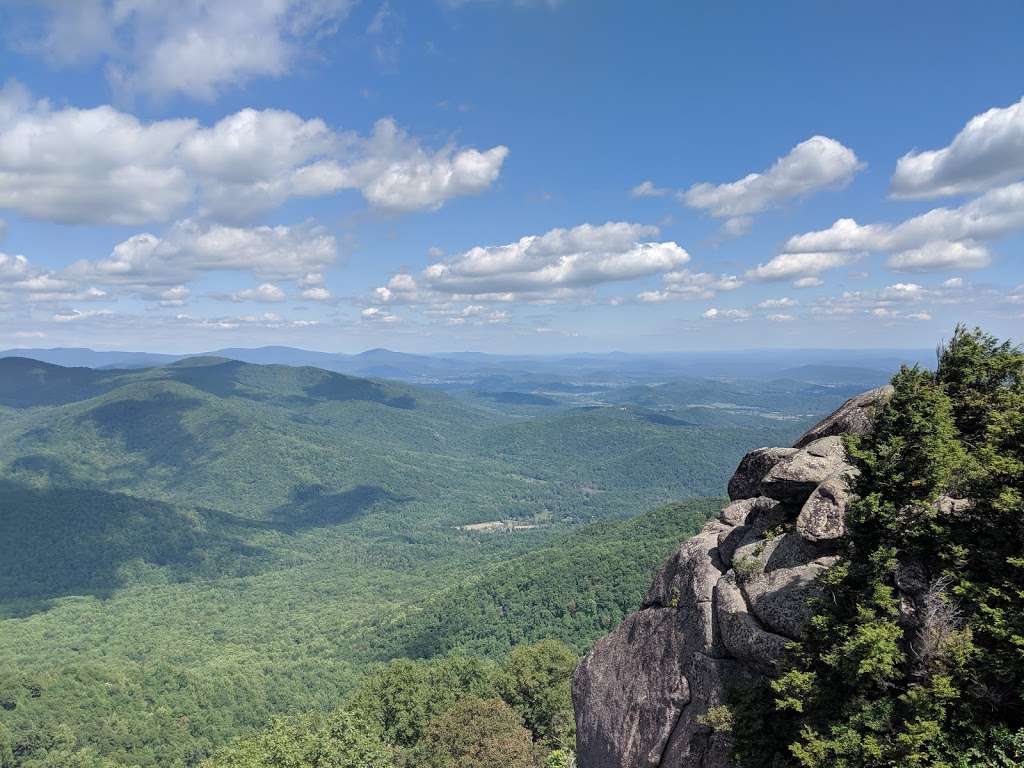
top-left (373, 498), bottom-right (722, 660)
top-left (0, 356), bottom-right (825, 767)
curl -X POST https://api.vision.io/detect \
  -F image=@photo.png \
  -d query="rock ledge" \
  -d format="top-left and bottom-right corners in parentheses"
top-left (572, 387), bottom-right (892, 768)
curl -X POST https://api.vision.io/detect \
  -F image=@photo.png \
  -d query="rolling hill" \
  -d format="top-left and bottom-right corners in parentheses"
top-left (0, 355), bottom-right (846, 767)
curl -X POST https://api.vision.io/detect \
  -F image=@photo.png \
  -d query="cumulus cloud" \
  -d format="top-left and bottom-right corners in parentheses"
top-left (0, 84), bottom-right (509, 225)
top-left (637, 269), bottom-right (742, 302)
top-left (746, 251), bottom-right (856, 281)
top-left (361, 306), bottom-right (399, 323)
top-left (52, 308), bottom-right (114, 323)
top-left (886, 241), bottom-right (990, 272)
top-left (780, 182), bottom-right (1024, 273)
top-left (23, 0), bottom-right (356, 101)
top-left (68, 219), bottom-right (336, 290)
top-left (345, 119), bottom-right (509, 213)
top-left (230, 283), bottom-right (287, 303)
top-left (891, 96), bottom-right (1024, 198)
top-left (374, 273), bottom-right (420, 303)
top-left (681, 136), bottom-right (862, 224)
top-left (301, 287), bottom-right (332, 301)
top-left (0, 250), bottom-right (110, 304)
top-left (0, 80), bottom-right (196, 225)
top-left (173, 311), bottom-right (321, 331)
top-left (793, 277), bottom-right (823, 288)
top-left (159, 286), bottom-right (190, 307)
top-left (806, 279), bottom-right (977, 323)
top-left (419, 222), bottom-right (690, 298)
top-left (702, 307), bottom-right (750, 321)
top-left (756, 297), bottom-right (796, 309)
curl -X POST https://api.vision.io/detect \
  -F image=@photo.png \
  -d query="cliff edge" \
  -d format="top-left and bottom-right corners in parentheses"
top-left (571, 386), bottom-right (894, 768)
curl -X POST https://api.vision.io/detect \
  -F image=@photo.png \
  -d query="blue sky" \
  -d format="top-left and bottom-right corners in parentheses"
top-left (0, 0), bottom-right (1022, 353)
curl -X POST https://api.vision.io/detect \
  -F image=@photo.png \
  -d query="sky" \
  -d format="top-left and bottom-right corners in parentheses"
top-left (0, 0), bottom-right (1022, 354)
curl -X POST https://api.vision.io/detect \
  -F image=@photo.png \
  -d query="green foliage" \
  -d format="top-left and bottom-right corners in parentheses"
top-left (496, 640), bottom-right (578, 748)
top-left (695, 705), bottom-right (734, 732)
top-left (200, 709), bottom-right (394, 768)
top-left (731, 326), bottom-right (1024, 767)
top-left (346, 656), bottom-right (499, 749)
top-left (412, 697), bottom-right (539, 768)
top-left (175, 643), bottom-right (576, 768)
top-left (0, 355), bottom-right (822, 766)
top-left (0, 723), bottom-right (13, 768)
top-left (377, 500), bottom-right (720, 659)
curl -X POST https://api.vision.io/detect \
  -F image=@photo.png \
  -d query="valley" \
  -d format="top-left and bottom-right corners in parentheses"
top-left (0, 351), bottom-right (876, 766)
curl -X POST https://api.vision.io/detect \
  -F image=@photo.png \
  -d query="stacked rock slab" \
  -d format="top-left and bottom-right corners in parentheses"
top-left (572, 385), bottom-right (893, 768)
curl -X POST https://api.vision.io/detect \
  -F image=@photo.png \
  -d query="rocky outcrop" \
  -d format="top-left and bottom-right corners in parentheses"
top-left (572, 387), bottom-right (892, 768)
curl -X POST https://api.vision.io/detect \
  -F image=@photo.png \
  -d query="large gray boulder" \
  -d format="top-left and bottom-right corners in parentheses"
top-left (717, 497), bottom-right (787, 568)
top-left (733, 534), bottom-right (839, 640)
top-left (727, 447), bottom-right (798, 500)
top-left (573, 608), bottom-right (692, 768)
top-left (794, 385), bottom-right (893, 448)
top-left (573, 387), bottom-right (889, 768)
top-left (715, 573), bottom-right (789, 670)
top-left (760, 436), bottom-right (851, 502)
top-left (797, 473), bottom-right (856, 542)
top-left (657, 654), bottom-right (747, 768)
top-left (643, 521), bottom-right (728, 656)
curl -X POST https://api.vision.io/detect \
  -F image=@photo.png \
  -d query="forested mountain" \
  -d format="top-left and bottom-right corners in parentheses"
top-left (4, 333), bottom-right (1012, 768)
top-left (0, 355), bottom-right (842, 767)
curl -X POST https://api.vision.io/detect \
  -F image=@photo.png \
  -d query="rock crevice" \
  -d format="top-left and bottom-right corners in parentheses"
top-left (572, 385), bottom-right (893, 768)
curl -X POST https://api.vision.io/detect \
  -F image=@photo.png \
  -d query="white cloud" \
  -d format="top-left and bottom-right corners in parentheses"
top-left (301, 287), bottom-right (332, 301)
top-left (766, 313), bottom-right (795, 322)
top-left (631, 180), bottom-right (669, 198)
top-left (637, 269), bottom-right (742, 302)
top-left (231, 283), bottom-right (287, 303)
top-left (0, 219), bottom-right (7, 241)
top-left (756, 297), bottom-right (796, 309)
top-left (0, 80), bottom-right (196, 225)
top-left (891, 96), bottom-right (1024, 198)
top-left (879, 282), bottom-right (929, 301)
top-left (173, 311), bottom-right (320, 330)
top-left (419, 222), bottom-right (690, 298)
top-left (782, 182), bottom-right (1024, 273)
top-left (702, 307), bottom-right (750, 320)
top-left (361, 306), bottom-right (399, 323)
top-left (886, 241), bottom-right (990, 272)
top-left (681, 136), bottom-right (862, 219)
top-left (0, 251), bottom-right (111, 304)
top-left (25, 0), bottom-right (357, 101)
top-left (746, 251), bottom-right (856, 281)
top-left (806, 279), bottom-right (975, 323)
top-left (52, 308), bottom-right (114, 323)
top-left (374, 273), bottom-right (420, 303)
top-left (0, 252), bottom-right (33, 282)
top-left (64, 220), bottom-right (337, 298)
top-left (869, 307), bottom-right (932, 321)
top-left (0, 83), bottom-right (509, 225)
top-left (793, 277), bottom-right (823, 288)
top-left (346, 119), bottom-right (509, 213)
top-left (159, 285), bottom-right (190, 307)
top-left (298, 272), bottom-right (325, 288)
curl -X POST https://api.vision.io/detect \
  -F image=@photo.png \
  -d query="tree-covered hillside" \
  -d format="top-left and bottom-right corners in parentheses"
top-left (0, 356), bottom-right (830, 767)
top-left (733, 326), bottom-right (1024, 767)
